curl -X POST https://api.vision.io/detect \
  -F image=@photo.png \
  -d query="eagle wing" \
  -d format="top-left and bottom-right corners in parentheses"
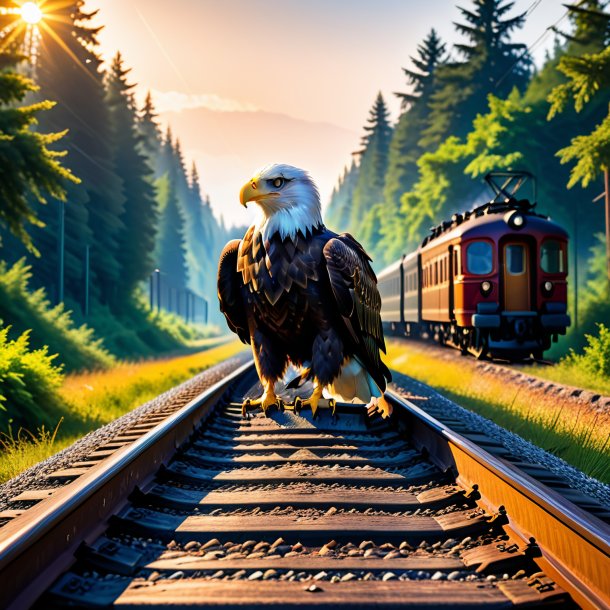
top-left (217, 239), bottom-right (250, 344)
top-left (323, 234), bottom-right (391, 391)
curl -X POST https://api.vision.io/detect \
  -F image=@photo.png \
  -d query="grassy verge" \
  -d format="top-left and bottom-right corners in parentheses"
top-left (385, 341), bottom-right (610, 483)
top-left (521, 324), bottom-right (610, 396)
top-left (0, 339), bottom-right (247, 483)
top-left (519, 362), bottom-right (610, 397)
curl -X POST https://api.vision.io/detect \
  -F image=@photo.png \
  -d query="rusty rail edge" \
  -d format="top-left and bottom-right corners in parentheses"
top-left (0, 360), bottom-right (255, 610)
top-left (387, 390), bottom-right (610, 610)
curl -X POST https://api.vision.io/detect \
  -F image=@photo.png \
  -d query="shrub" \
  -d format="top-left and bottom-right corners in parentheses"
top-left (0, 326), bottom-right (68, 430)
top-left (0, 259), bottom-right (115, 371)
top-left (563, 323), bottom-right (610, 379)
top-left (85, 293), bottom-right (219, 360)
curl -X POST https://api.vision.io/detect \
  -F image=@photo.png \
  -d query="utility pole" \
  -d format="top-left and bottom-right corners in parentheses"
top-left (149, 273), bottom-right (154, 311)
top-left (594, 169), bottom-right (610, 282)
top-left (57, 201), bottom-right (65, 304)
top-left (84, 245), bottom-right (90, 318)
top-left (155, 269), bottom-right (161, 313)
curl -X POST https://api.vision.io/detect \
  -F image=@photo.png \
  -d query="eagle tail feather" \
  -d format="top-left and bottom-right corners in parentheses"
top-left (327, 357), bottom-right (382, 403)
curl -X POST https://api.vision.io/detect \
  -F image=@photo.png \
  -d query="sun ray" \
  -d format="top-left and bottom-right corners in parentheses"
top-left (38, 19), bottom-right (100, 85)
top-left (0, 22), bottom-right (26, 52)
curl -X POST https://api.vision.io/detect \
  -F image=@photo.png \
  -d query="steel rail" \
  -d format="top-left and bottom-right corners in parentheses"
top-left (0, 360), bottom-right (255, 610)
top-left (0, 361), bottom-right (607, 609)
top-left (386, 390), bottom-right (610, 610)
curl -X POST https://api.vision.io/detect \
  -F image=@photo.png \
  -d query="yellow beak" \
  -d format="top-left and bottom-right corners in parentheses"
top-left (240, 180), bottom-right (258, 208)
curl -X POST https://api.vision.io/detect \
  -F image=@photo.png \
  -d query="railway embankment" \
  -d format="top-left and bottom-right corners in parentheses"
top-left (385, 339), bottom-right (610, 485)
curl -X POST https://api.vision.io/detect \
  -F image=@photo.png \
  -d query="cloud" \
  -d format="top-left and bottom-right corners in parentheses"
top-left (150, 89), bottom-right (258, 114)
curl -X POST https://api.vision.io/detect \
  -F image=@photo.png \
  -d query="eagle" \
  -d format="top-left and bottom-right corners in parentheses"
top-left (217, 164), bottom-right (392, 418)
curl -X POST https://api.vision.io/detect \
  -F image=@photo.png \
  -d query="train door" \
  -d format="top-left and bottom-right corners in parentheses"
top-left (448, 245), bottom-right (455, 320)
top-left (502, 241), bottom-right (530, 311)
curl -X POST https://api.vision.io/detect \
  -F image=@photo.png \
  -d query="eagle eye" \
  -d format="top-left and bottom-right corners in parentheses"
top-left (269, 177), bottom-right (285, 190)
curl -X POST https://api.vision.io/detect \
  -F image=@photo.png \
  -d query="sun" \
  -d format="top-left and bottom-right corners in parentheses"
top-left (20, 2), bottom-right (43, 25)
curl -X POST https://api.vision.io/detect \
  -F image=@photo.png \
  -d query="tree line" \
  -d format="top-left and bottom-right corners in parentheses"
top-left (0, 1), bottom-right (232, 359)
top-left (326, 0), bottom-right (610, 349)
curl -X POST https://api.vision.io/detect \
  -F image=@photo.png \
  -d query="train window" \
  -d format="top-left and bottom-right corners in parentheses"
top-left (506, 244), bottom-right (526, 275)
top-left (541, 240), bottom-right (565, 273)
top-left (466, 241), bottom-right (493, 275)
top-left (435, 261), bottom-right (438, 285)
top-left (453, 250), bottom-right (458, 276)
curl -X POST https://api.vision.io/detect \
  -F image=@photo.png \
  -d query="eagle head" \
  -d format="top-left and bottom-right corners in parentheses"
top-left (240, 163), bottom-right (323, 242)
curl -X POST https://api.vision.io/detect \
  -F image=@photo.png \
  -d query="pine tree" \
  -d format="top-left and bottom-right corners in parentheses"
top-left (26, 1), bottom-right (124, 306)
top-left (325, 161), bottom-right (359, 231)
top-left (380, 30), bottom-right (446, 262)
top-left (156, 173), bottom-right (189, 291)
top-left (139, 91), bottom-right (163, 177)
top-left (350, 93), bottom-right (392, 243)
top-left (192, 163), bottom-right (220, 297)
top-left (422, 0), bottom-right (530, 148)
top-left (395, 29), bottom-right (447, 112)
top-left (0, 52), bottom-right (79, 250)
top-left (155, 135), bottom-right (188, 293)
top-left (106, 52), bottom-right (158, 299)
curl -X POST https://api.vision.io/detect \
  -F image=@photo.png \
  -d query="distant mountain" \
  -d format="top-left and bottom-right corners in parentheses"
top-left (158, 107), bottom-right (358, 228)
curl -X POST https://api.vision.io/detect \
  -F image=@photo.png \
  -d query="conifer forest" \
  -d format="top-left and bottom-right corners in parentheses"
top-left (0, 0), bottom-right (609, 441)
top-left (326, 0), bottom-right (610, 355)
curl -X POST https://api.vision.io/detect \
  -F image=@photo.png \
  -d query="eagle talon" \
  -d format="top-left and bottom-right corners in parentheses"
top-left (366, 395), bottom-right (393, 420)
top-left (241, 391), bottom-right (281, 417)
top-left (295, 388), bottom-right (323, 419)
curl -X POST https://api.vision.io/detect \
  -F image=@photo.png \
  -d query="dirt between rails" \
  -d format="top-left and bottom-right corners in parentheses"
top-left (390, 338), bottom-right (610, 422)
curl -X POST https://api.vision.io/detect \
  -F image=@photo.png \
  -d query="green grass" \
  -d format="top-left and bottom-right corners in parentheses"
top-left (386, 341), bottom-right (610, 483)
top-left (0, 340), bottom-right (247, 483)
top-left (522, 324), bottom-right (610, 396)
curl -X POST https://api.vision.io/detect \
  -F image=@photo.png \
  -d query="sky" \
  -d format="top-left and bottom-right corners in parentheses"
top-left (84, 0), bottom-right (568, 227)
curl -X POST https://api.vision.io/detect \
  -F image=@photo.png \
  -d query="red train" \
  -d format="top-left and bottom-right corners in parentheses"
top-left (377, 174), bottom-right (570, 360)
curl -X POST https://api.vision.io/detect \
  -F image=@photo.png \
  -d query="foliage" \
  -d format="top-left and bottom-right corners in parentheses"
top-left (548, 45), bottom-right (610, 187)
top-left (551, 324), bottom-right (610, 391)
top-left (0, 326), bottom-right (67, 431)
top-left (421, 0), bottom-right (531, 148)
top-left (0, 259), bottom-right (114, 371)
top-left (0, 51), bottom-right (79, 251)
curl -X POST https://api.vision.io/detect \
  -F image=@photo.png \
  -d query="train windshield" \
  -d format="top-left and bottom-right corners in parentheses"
top-left (541, 240), bottom-right (565, 273)
top-left (506, 244), bottom-right (526, 275)
top-left (466, 241), bottom-right (493, 275)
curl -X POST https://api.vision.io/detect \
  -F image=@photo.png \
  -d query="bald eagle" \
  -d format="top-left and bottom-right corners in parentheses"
top-left (218, 164), bottom-right (392, 418)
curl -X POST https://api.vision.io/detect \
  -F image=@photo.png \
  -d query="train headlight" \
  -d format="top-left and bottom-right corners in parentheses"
top-left (542, 280), bottom-right (554, 295)
top-left (505, 211), bottom-right (527, 229)
top-left (480, 281), bottom-right (492, 296)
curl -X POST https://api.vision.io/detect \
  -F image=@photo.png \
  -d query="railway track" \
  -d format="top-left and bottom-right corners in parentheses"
top-left (0, 360), bottom-right (608, 609)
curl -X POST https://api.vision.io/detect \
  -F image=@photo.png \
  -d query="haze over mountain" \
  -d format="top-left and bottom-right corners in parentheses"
top-left (158, 106), bottom-right (358, 229)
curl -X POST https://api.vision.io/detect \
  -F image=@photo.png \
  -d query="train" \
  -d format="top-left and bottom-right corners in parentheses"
top-left (377, 173), bottom-right (571, 360)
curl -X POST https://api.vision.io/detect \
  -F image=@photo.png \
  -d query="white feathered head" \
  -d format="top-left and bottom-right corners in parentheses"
top-left (239, 163), bottom-right (323, 242)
